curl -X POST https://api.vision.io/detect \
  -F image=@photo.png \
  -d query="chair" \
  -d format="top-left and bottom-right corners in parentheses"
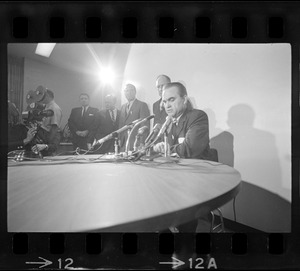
top-left (169, 148), bottom-right (226, 233)
top-left (210, 208), bottom-right (225, 232)
top-left (209, 148), bottom-right (226, 233)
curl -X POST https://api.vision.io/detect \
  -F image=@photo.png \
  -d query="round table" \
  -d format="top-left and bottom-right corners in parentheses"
top-left (8, 155), bottom-right (241, 232)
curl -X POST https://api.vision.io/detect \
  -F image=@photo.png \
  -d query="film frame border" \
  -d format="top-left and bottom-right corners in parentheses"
top-left (0, 1), bottom-right (299, 270)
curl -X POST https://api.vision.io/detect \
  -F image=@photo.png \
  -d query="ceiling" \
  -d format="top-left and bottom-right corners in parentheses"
top-left (8, 43), bottom-right (132, 75)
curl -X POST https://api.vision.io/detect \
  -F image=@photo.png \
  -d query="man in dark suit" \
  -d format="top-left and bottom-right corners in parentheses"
top-left (68, 93), bottom-right (98, 151)
top-left (93, 94), bottom-right (120, 154)
top-left (153, 82), bottom-right (216, 161)
top-left (153, 74), bottom-right (170, 126)
top-left (119, 83), bottom-right (150, 152)
top-left (153, 82), bottom-right (216, 232)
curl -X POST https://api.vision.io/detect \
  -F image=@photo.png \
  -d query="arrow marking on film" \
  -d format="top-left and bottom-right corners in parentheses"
top-left (159, 257), bottom-right (185, 269)
top-left (26, 257), bottom-right (52, 268)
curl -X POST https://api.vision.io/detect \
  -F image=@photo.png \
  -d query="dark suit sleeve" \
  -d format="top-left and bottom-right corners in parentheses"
top-left (140, 102), bottom-right (151, 128)
top-left (8, 124), bottom-right (28, 152)
top-left (153, 102), bottom-right (158, 125)
top-left (90, 111), bottom-right (104, 142)
top-left (46, 125), bottom-right (61, 154)
top-left (68, 108), bottom-right (77, 134)
top-left (87, 108), bottom-right (99, 143)
top-left (171, 111), bottom-right (210, 158)
top-left (118, 105), bottom-right (125, 129)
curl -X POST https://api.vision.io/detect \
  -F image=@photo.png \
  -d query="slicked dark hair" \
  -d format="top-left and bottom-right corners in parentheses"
top-left (79, 93), bottom-right (90, 99)
top-left (162, 82), bottom-right (187, 97)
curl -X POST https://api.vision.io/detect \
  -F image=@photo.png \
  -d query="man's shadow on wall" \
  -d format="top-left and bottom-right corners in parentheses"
top-left (203, 108), bottom-right (234, 167)
top-left (204, 104), bottom-right (290, 231)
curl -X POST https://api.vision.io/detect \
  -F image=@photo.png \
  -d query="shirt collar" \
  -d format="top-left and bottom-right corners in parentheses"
top-left (172, 113), bottom-right (183, 125)
top-left (128, 98), bottom-right (136, 106)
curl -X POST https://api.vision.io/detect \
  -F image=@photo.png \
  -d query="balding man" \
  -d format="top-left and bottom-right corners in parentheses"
top-left (119, 84), bottom-right (150, 152)
top-left (153, 75), bottom-right (171, 126)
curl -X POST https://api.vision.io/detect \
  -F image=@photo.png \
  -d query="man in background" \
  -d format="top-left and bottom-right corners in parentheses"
top-left (153, 74), bottom-right (171, 126)
top-left (31, 87), bottom-right (62, 156)
top-left (7, 100), bottom-right (37, 153)
top-left (118, 83), bottom-right (150, 152)
top-left (93, 94), bottom-right (120, 154)
top-left (68, 93), bottom-right (98, 151)
top-left (8, 100), bottom-right (20, 127)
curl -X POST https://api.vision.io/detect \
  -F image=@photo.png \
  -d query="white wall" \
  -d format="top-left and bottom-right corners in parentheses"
top-left (122, 44), bottom-right (291, 231)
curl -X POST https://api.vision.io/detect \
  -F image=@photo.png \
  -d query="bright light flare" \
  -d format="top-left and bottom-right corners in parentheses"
top-left (99, 67), bottom-right (115, 86)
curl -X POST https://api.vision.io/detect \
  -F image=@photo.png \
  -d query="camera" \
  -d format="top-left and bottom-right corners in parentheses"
top-left (22, 102), bottom-right (54, 125)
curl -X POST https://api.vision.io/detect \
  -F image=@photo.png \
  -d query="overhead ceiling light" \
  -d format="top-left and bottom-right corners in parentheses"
top-left (35, 43), bottom-right (56, 57)
top-left (99, 67), bottom-right (115, 86)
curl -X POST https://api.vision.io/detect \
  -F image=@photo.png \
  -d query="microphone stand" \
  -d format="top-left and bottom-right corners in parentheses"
top-left (125, 128), bottom-right (133, 155)
top-left (124, 115), bottom-right (154, 155)
top-left (154, 129), bottom-right (178, 163)
top-left (113, 133), bottom-right (120, 157)
top-left (164, 131), bottom-right (170, 158)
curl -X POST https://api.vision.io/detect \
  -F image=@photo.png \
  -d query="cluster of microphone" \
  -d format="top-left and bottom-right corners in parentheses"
top-left (91, 114), bottom-right (173, 160)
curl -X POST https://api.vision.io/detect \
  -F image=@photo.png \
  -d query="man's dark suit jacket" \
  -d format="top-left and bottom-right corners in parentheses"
top-left (153, 98), bottom-right (168, 126)
top-left (68, 106), bottom-right (99, 150)
top-left (119, 99), bottom-right (150, 151)
top-left (168, 109), bottom-right (217, 161)
top-left (94, 109), bottom-right (120, 154)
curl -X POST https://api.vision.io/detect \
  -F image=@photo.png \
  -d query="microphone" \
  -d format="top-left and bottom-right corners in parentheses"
top-left (134, 114), bottom-right (155, 126)
top-left (133, 126), bottom-right (149, 151)
top-left (155, 116), bottom-right (172, 140)
top-left (130, 120), bottom-right (169, 159)
top-left (125, 115), bottom-right (154, 152)
top-left (91, 118), bottom-right (142, 147)
top-left (137, 125), bottom-right (150, 136)
top-left (144, 123), bottom-right (162, 145)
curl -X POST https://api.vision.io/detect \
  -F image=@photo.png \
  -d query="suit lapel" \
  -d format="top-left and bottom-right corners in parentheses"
top-left (176, 113), bottom-right (187, 136)
top-left (125, 99), bottom-right (137, 120)
top-left (124, 104), bottom-right (129, 121)
top-left (172, 112), bottom-right (187, 143)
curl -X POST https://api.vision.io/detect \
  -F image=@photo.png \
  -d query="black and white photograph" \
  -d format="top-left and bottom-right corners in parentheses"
top-left (7, 43), bottom-right (291, 233)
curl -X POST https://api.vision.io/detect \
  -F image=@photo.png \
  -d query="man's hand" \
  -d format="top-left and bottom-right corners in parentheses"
top-left (31, 144), bottom-right (48, 153)
top-left (81, 130), bottom-right (89, 137)
top-left (87, 143), bottom-right (92, 150)
top-left (76, 131), bottom-right (83, 137)
top-left (76, 130), bottom-right (89, 137)
top-left (23, 126), bottom-right (37, 145)
top-left (153, 142), bottom-right (170, 154)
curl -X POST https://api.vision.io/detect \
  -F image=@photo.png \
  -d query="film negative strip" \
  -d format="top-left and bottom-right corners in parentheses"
top-left (0, 1), bottom-right (299, 270)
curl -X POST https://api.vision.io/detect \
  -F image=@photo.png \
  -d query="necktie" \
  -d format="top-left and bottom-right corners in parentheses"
top-left (82, 107), bottom-right (86, 117)
top-left (159, 100), bottom-right (164, 112)
top-left (172, 117), bottom-right (178, 126)
top-left (171, 118), bottom-right (179, 142)
top-left (126, 103), bottom-right (130, 115)
top-left (110, 110), bottom-right (115, 122)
